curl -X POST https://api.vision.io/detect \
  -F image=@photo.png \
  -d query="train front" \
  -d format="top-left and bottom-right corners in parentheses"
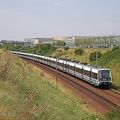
top-left (98, 69), bottom-right (112, 88)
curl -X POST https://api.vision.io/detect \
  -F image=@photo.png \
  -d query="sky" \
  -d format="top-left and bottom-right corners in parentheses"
top-left (0, 0), bottom-right (120, 41)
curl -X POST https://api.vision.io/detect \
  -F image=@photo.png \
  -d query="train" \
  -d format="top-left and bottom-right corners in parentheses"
top-left (10, 51), bottom-right (112, 88)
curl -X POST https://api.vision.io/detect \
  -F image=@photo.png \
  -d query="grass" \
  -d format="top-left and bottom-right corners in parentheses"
top-left (105, 106), bottom-right (120, 120)
top-left (0, 49), bottom-right (105, 120)
top-left (52, 48), bottom-right (110, 63)
top-left (93, 48), bottom-right (120, 90)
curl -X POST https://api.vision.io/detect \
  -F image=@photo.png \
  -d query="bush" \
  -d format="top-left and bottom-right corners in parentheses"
top-left (64, 46), bottom-right (69, 50)
top-left (89, 52), bottom-right (102, 62)
top-left (56, 41), bottom-right (66, 46)
top-left (35, 44), bottom-right (56, 55)
top-left (74, 48), bottom-right (84, 55)
top-left (112, 46), bottom-right (119, 51)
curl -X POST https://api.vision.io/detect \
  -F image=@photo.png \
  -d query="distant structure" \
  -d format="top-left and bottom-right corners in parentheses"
top-left (52, 36), bottom-right (74, 46)
top-left (24, 38), bottom-right (56, 46)
top-left (52, 36), bottom-right (96, 47)
top-left (74, 35), bottom-right (120, 48)
top-left (24, 36), bottom-right (97, 47)
top-left (24, 35), bottom-right (120, 48)
top-left (1, 40), bottom-right (17, 44)
top-left (0, 40), bottom-right (23, 45)
top-left (0, 41), bottom-right (3, 46)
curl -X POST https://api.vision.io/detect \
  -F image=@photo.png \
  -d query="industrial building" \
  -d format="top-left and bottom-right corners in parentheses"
top-left (24, 35), bottom-right (120, 48)
top-left (24, 38), bottom-right (56, 46)
top-left (24, 37), bottom-right (74, 47)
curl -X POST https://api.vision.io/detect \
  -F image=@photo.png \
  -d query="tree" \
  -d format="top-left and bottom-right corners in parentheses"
top-left (56, 41), bottom-right (66, 46)
top-left (36, 44), bottom-right (56, 55)
top-left (74, 48), bottom-right (84, 55)
top-left (112, 46), bottom-right (119, 51)
top-left (89, 52), bottom-right (102, 62)
top-left (64, 46), bottom-right (69, 50)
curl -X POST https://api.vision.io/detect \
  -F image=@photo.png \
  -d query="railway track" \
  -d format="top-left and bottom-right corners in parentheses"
top-left (23, 58), bottom-right (120, 114)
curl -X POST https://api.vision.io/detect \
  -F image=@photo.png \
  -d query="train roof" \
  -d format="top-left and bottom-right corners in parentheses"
top-left (11, 51), bottom-right (110, 72)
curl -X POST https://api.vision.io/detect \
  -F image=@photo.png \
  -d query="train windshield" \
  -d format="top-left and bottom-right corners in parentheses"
top-left (101, 70), bottom-right (110, 79)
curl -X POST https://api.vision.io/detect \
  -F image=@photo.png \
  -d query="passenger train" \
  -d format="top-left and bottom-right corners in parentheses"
top-left (11, 51), bottom-right (112, 88)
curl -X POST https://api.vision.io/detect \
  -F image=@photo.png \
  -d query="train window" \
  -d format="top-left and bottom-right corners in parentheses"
top-left (92, 72), bottom-right (97, 79)
top-left (76, 68), bottom-right (79, 72)
top-left (65, 64), bottom-right (69, 69)
top-left (53, 61), bottom-right (55, 64)
top-left (76, 67), bottom-right (83, 74)
top-left (72, 66), bottom-right (74, 71)
top-left (84, 70), bottom-right (86, 75)
top-left (87, 71), bottom-right (90, 77)
top-left (69, 65), bottom-right (74, 71)
top-left (69, 65), bottom-right (71, 70)
top-left (60, 63), bottom-right (62, 66)
top-left (84, 70), bottom-right (90, 77)
top-left (101, 70), bottom-right (110, 78)
top-left (60, 63), bottom-right (64, 67)
top-left (62, 63), bottom-right (64, 67)
top-left (65, 64), bottom-right (67, 68)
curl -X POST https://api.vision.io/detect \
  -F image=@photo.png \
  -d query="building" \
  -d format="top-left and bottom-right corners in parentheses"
top-left (24, 38), bottom-right (35, 46)
top-left (24, 35), bottom-right (120, 48)
top-left (0, 41), bottom-right (3, 46)
top-left (24, 38), bottom-right (56, 46)
top-left (52, 36), bottom-right (74, 46)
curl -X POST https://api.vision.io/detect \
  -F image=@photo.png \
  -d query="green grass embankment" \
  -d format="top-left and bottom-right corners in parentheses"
top-left (0, 49), bottom-right (104, 120)
top-left (93, 47), bottom-right (120, 90)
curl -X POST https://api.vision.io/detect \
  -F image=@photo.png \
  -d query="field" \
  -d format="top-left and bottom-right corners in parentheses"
top-left (51, 48), bottom-right (110, 63)
top-left (0, 49), bottom-right (104, 120)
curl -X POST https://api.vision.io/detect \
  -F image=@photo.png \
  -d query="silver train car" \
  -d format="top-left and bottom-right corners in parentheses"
top-left (11, 51), bottom-right (112, 88)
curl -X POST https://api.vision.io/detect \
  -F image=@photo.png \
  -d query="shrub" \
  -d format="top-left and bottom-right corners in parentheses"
top-left (74, 48), bottom-right (84, 55)
top-left (56, 41), bottom-right (66, 46)
top-left (64, 46), bottom-right (69, 50)
top-left (89, 52), bottom-right (102, 62)
top-left (112, 46), bottom-right (119, 51)
top-left (35, 44), bottom-right (56, 55)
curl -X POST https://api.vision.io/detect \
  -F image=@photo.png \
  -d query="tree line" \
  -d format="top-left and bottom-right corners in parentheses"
top-left (75, 35), bottom-right (120, 48)
top-left (0, 41), bottom-right (67, 55)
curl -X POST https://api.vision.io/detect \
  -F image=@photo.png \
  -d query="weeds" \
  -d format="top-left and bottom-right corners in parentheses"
top-left (105, 106), bottom-right (120, 120)
top-left (16, 90), bottom-right (40, 120)
top-left (0, 56), bottom-right (12, 81)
